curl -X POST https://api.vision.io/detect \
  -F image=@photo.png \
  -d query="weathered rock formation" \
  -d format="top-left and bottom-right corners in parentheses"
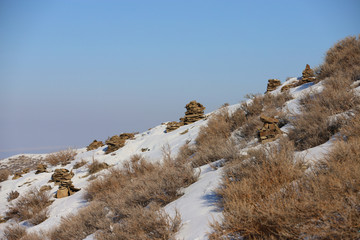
top-left (87, 140), bottom-right (104, 151)
top-left (40, 185), bottom-right (52, 192)
top-left (56, 180), bottom-right (80, 198)
top-left (166, 121), bottom-right (184, 132)
top-left (299, 64), bottom-right (316, 85)
top-left (51, 168), bottom-right (74, 185)
top-left (181, 101), bottom-right (206, 125)
top-left (51, 168), bottom-right (80, 198)
top-left (12, 172), bottom-right (22, 180)
top-left (35, 164), bottom-right (47, 174)
top-left (258, 115), bottom-right (282, 143)
top-left (105, 133), bottom-right (135, 154)
top-left (266, 79), bottom-right (281, 93)
top-left (281, 83), bottom-right (297, 92)
top-left (166, 101), bottom-right (206, 133)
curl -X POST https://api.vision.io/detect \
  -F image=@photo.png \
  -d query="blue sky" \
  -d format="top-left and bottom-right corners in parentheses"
top-left (0, 0), bottom-right (359, 158)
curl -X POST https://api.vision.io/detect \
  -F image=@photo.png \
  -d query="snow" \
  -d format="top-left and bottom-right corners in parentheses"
top-left (165, 160), bottom-right (224, 240)
top-left (0, 76), bottom-right (337, 239)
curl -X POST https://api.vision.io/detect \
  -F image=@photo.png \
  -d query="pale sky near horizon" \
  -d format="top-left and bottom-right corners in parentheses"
top-left (0, 0), bottom-right (359, 159)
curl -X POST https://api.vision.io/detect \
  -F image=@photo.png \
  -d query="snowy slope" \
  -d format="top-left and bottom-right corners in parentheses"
top-left (0, 77), bottom-right (340, 239)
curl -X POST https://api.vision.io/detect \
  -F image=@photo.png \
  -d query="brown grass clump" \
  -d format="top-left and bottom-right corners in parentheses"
top-left (317, 35), bottom-right (360, 81)
top-left (210, 138), bottom-right (305, 239)
top-left (3, 224), bottom-right (26, 240)
top-left (6, 188), bottom-right (53, 225)
top-left (211, 136), bottom-right (360, 239)
top-left (73, 159), bottom-right (87, 169)
top-left (48, 201), bottom-right (109, 240)
top-left (288, 74), bottom-right (360, 151)
top-left (87, 159), bottom-right (109, 174)
top-left (192, 108), bottom-right (244, 167)
top-left (45, 148), bottom-right (77, 166)
top-left (95, 204), bottom-right (181, 240)
top-left (7, 190), bottom-right (20, 202)
top-left (50, 148), bottom-right (197, 239)
top-left (0, 169), bottom-right (10, 182)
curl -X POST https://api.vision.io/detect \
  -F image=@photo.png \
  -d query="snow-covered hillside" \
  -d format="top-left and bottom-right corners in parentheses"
top-left (0, 77), bottom-right (356, 240)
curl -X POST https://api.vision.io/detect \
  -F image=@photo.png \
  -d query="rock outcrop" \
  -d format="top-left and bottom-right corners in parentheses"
top-left (40, 185), bottom-right (52, 192)
top-left (56, 180), bottom-right (80, 198)
top-left (87, 140), bottom-right (104, 151)
top-left (35, 164), bottom-right (47, 174)
top-left (266, 79), bottom-right (281, 93)
top-left (12, 172), bottom-right (22, 180)
top-left (166, 121), bottom-right (184, 132)
top-left (105, 133), bottom-right (135, 154)
top-left (181, 101), bottom-right (206, 125)
top-left (51, 168), bottom-right (74, 185)
top-left (166, 101), bottom-right (206, 133)
top-left (299, 64), bottom-right (316, 85)
top-left (51, 168), bottom-right (80, 198)
top-left (258, 115), bottom-right (282, 143)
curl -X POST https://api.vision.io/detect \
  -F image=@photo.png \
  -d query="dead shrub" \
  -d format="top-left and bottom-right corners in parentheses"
top-left (45, 148), bottom-right (77, 166)
top-left (95, 204), bottom-right (181, 240)
top-left (7, 190), bottom-right (20, 202)
top-left (192, 108), bottom-right (243, 167)
top-left (0, 169), bottom-right (10, 182)
top-left (341, 110), bottom-right (360, 139)
top-left (51, 148), bottom-right (197, 239)
top-left (6, 188), bottom-right (53, 225)
top-left (211, 137), bottom-right (360, 239)
top-left (48, 202), bottom-right (109, 240)
top-left (288, 74), bottom-right (360, 150)
top-left (3, 224), bottom-right (26, 240)
top-left (318, 35), bottom-right (360, 81)
top-left (87, 159), bottom-right (109, 174)
top-left (210, 138), bottom-right (306, 239)
top-left (73, 159), bottom-right (87, 169)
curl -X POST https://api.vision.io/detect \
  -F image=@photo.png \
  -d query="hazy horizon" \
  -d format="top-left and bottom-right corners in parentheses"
top-left (1, 0), bottom-right (359, 159)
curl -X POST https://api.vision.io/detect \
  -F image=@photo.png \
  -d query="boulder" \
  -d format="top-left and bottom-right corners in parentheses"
top-left (12, 172), bottom-right (22, 180)
top-left (35, 164), bottom-right (47, 174)
top-left (56, 180), bottom-right (81, 198)
top-left (166, 121), bottom-right (184, 133)
top-left (258, 115), bottom-right (282, 143)
top-left (87, 140), bottom-right (104, 151)
top-left (105, 133), bottom-right (135, 154)
top-left (266, 79), bottom-right (281, 93)
top-left (40, 185), bottom-right (52, 192)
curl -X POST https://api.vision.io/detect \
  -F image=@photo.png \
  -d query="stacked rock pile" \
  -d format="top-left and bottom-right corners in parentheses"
top-left (86, 140), bottom-right (104, 151)
top-left (166, 101), bottom-right (206, 133)
top-left (51, 168), bottom-right (80, 198)
top-left (258, 115), bottom-right (282, 143)
top-left (300, 64), bottom-right (316, 84)
top-left (56, 180), bottom-right (81, 198)
top-left (266, 79), bottom-right (281, 93)
top-left (181, 101), bottom-right (206, 125)
top-left (51, 168), bottom-right (74, 185)
top-left (281, 64), bottom-right (316, 92)
top-left (35, 164), bottom-right (47, 174)
top-left (105, 133), bottom-right (135, 154)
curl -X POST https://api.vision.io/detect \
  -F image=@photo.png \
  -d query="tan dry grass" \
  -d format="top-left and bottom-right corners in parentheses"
top-left (6, 188), bottom-right (53, 225)
top-left (288, 73), bottom-right (360, 151)
top-left (7, 190), bottom-right (20, 202)
top-left (45, 148), bottom-right (77, 166)
top-left (3, 224), bottom-right (26, 240)
top-left (49, 148), bottom-right (197, 240)
top-left (211, 135), bottom-right (360, 239)
top-left (0, 169), bottom-right (10, 182)
top-left (318, 35), bottom-right (360, 81)
top-left (87, 159), bottom-right (109, 174)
